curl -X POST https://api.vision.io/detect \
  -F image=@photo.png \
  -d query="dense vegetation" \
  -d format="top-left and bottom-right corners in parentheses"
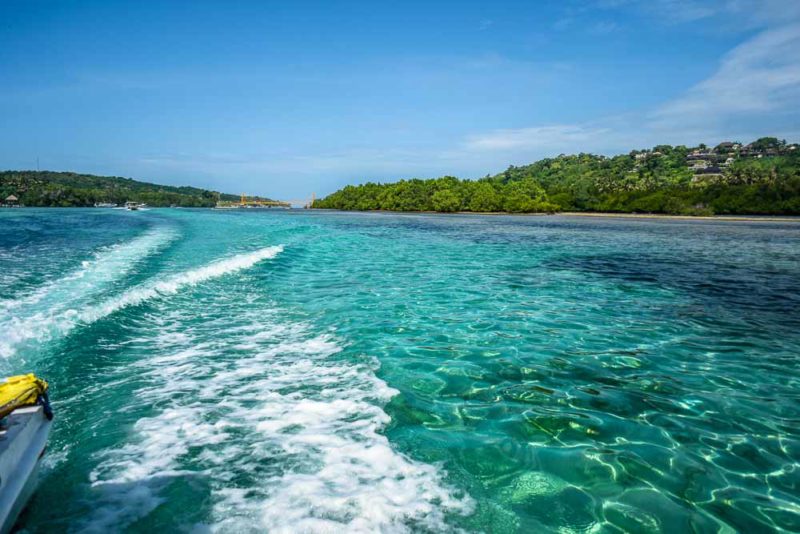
top-left (313, 137), bottom-right (800, 215)
top-left (0, 170), bottom-right (268, 207)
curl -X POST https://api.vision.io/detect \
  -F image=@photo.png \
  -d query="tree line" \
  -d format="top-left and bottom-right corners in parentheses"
top-left (313, 138), bottom-right (800, 215)
top-left (313, 176), bottom-right (559, 213)
top-left (0, 171), bottom-right (256, 208)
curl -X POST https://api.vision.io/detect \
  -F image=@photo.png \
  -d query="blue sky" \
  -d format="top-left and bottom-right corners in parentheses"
top-left (1, 1), bottom-right (799, 200)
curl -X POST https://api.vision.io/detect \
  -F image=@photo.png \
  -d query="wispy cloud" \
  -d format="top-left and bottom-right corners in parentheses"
top-left (651, 22), bottom-right (800, 127)
top-left (642, 0), bottom-right (718, 23)
top-left (588, 0), bottom-right (800, 28)
top-left (465, 125), bottom-right (614, 152)
top-left (462, 19), bottom-right (800, 161)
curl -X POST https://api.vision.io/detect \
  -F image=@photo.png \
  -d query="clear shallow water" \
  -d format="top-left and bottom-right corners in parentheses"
top-left (1, 208), bottom-right (799, 533)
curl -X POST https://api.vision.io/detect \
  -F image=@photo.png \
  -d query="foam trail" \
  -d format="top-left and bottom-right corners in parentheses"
top-left (83, 307), bottom-right (472, 533)
top-left (1, 229), bottom-right (174, 313)
top-left (0, 244), bottom-right (282, 359)
top-left (0, 229), bottom-right (175, 358)
top-left (80, 245), bottom-right (284, 324)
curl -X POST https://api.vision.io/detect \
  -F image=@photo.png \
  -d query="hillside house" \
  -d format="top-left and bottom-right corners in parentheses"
top-left (715, 141), bottom-right (741, 153)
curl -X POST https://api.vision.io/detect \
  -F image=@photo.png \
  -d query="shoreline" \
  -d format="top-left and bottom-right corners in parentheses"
top-left (559, 212), bottom-right (800, 222)
top-left (6, 206), bottom-right (800, 223)
top-left (310, 208), bottom-right (800, 223)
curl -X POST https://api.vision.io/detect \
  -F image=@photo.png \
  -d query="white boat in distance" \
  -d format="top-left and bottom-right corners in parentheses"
top-left (93, 202), bottom-right (117, 208)
top-left (124, 201), bottom-right (147, 211)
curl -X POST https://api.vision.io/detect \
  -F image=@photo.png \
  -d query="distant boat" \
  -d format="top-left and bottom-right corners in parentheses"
top-left (124, 202), bottom-right (146, 211)
top-left (93, 202), bottom-right (117, 208)
top-left (0, 375), bottom-right (53, 534)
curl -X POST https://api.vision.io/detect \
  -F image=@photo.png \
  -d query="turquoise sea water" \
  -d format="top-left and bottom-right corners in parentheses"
top-left (1, 208), bottom-right (799, 533)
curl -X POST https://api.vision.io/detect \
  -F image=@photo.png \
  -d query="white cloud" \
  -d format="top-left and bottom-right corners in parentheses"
top-left (644, 0), bottom-right (717, 23)
top-left (465, 125), bottom-right (613, 152)
top-left (592, 0), bottom-right (800, 28)
top-left (461, 20), bottom-right (800, 161)
top-left (651, 23), bottom-right (800, 127)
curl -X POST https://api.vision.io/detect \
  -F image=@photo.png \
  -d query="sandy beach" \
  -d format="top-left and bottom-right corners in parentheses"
top-left (560, 212), bottom-right (800, 223)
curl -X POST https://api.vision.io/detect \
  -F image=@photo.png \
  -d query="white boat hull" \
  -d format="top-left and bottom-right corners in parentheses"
top-left (0, 406), bottom-right (52, 533)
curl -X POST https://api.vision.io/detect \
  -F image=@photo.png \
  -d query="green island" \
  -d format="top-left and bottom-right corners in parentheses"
top-left (0, 170), bottom-right (285, 208)
top-left (313, 137), bottom-right (800, 215)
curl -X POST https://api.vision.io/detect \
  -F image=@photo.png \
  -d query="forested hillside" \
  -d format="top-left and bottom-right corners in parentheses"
top-left (0, 170), bottom-right (267, 207)
top-left (313, 137), bottom-right (800, 215)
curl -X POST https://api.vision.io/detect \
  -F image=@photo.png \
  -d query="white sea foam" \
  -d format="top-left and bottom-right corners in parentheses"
top-left (0, 229), bottom-right (175, 358)
top-left (79, 245), bottom-right (284, 325)
top-left (0, 242), bottom-right (282, 359)
top-left (1, 229), bottom-right (173, 313)
top-left (83, 306), bottom-right (473, 533)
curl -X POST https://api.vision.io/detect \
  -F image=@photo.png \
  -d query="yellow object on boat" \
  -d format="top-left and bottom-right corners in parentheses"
top-left (0, 374), bottom-right (50, 420)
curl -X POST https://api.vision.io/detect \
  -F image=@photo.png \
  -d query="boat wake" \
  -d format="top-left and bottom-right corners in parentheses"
top-left (83, 304), bottom-right (473, 532)
top-left (0, 228), bottom-right (176, 358)
top-left (7, 231), bottom-right (469, 531)
top-left (79, 245), bottom-right (284, 325)
top-left (0, 240), bottom-right (282, 360)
